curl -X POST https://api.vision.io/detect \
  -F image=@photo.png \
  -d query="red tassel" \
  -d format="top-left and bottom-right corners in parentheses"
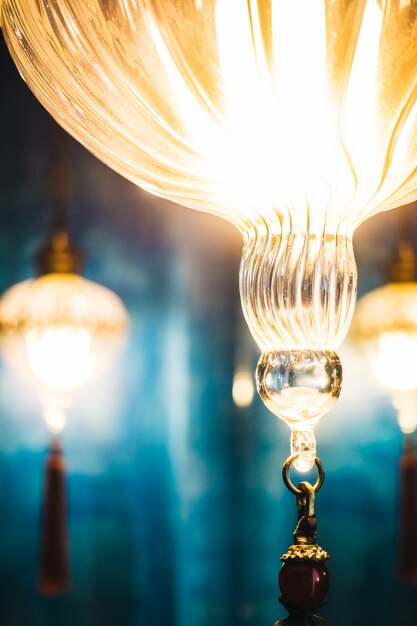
top-left (38, 440), bottom-right (70, 596)
top-left (398, 435), bottom-right (417, 585)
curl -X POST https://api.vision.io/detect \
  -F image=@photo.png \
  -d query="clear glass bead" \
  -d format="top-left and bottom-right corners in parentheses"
top-left (256, 349), bottom-right (342, 471)
top-left (256, 350), bottom-right (342, 426)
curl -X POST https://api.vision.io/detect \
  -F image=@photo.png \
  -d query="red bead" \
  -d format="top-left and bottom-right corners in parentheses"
top-left (279, 560), bottom-right (329, 607)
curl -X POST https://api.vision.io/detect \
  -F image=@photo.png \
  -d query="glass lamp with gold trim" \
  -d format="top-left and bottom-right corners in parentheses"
top-left (3, 1), bottom-right (417, 619)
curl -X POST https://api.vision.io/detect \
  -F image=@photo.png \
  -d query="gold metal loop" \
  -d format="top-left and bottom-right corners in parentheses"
top-left (282, 454), bottom-right (325, 496)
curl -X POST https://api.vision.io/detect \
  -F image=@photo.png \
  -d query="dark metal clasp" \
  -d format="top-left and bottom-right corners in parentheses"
top-left (294, 482), bottom-right (317, 546)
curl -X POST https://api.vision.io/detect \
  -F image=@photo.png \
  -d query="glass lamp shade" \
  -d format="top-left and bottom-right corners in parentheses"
top-left (3, 1), bottom-right (417, 465)
top-left (0, 273), bottom-right (128, 433)
top-left (351, 283), bottom-right (417, 434)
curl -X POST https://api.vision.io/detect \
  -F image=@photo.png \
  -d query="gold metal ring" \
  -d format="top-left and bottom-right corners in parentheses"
top-left (282, 454), bottom-right (325, 495)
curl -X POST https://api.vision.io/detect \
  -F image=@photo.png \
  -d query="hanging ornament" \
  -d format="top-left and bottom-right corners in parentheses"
top-left (277, 456), bottom-right (329, 625)
top-left (0, 126), bottom-right (129, 596)
top-left (39, 440), bottom-right (70, 596)
top-left (4, 1), bottom-right (417, 615)
top-left (351, 215), bottom-right (417, 585)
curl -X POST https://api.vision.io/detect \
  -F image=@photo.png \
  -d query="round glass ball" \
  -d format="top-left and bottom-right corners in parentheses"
top-left (256, 350), bottom-right (342, 427)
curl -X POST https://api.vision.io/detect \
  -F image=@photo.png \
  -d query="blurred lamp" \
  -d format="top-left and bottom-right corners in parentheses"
top-left (3, 1), bottom-right (417, 621)
top-left (351, 236), bottom-right (417, 585)
top-left (0, 129), bottom-right (128, 597)
top-left (352, 279), bottom-right (417, 435)
top-left (0, 243), bottom-right (128, 436)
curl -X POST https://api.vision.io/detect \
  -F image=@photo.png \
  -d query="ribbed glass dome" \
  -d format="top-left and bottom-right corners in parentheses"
top-left (2, 1), bottom-right (417, 235)
top-left (3, 0), bottom-right (417, 468)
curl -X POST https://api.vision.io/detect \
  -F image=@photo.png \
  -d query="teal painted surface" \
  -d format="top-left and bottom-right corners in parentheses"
top-left (1, 37), bottom-right (417, 626)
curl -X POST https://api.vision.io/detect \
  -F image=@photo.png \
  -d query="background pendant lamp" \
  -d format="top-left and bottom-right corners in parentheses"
top-left (351, 213), bottom-right (417, 586)
top-left (0, 126), bottom-right (129, 596)
top-left (4, 1), bottom-right (417, 620)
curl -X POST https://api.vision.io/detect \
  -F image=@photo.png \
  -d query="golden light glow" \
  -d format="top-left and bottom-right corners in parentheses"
top-left (0, 273), bottom-right (128, 433)
top-left (395, 399), bottom-right (417, 435)
top-left (371, 332), bottom-right (417, 393)
top-left (351, 283), bottom-right (417, 434)
top-left (3, 1), bottom-right (417, 233)
top-left (232, 369), bottom-right (255, 408)
top-left (43, 407), bottom-right (68, 435)
top-left (26, 326), bottom-right (96, 391)
top-left (4, 1), bottom-right (417, 466)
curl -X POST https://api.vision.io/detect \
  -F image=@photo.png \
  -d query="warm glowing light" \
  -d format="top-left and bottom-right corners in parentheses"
top-left (232, 369), bottom-right (255, 408)
top-left (351, 283), bottom-right (417, 435)
top-left (4, 2), bottom-right (417, 467)
top-left (3, 1), bottom-right (417, 232)
top-left (43, 407), bottom-right (67, 435)
top-left (396, 405), bottom-right (417, 435)
top-left (371, 332), bottom-right (417, 393)
top-left (26, 326), bottom-right (96, 391)
top-left (0, 273), bottom-right (128, 433)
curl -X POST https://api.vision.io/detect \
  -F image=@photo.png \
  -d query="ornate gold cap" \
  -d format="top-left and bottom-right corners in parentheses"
top-left (281, 544), bottom-right (330, 563)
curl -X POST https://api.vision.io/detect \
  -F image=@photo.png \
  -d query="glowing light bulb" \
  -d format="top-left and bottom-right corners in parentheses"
top-left (351, 283), bottom-right (417, 435)
top-left (26, 326), bottom-right (96, 391)
top-left (371, 332), bottom-right (417, 393)
top-left (0, 274), bottom-right (128, 433)
top-left (4, 1), bottom-right (417, 467)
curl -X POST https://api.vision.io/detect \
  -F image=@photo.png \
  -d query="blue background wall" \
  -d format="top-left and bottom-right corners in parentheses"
top-left (1, 36), bottom-right (417, 626)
